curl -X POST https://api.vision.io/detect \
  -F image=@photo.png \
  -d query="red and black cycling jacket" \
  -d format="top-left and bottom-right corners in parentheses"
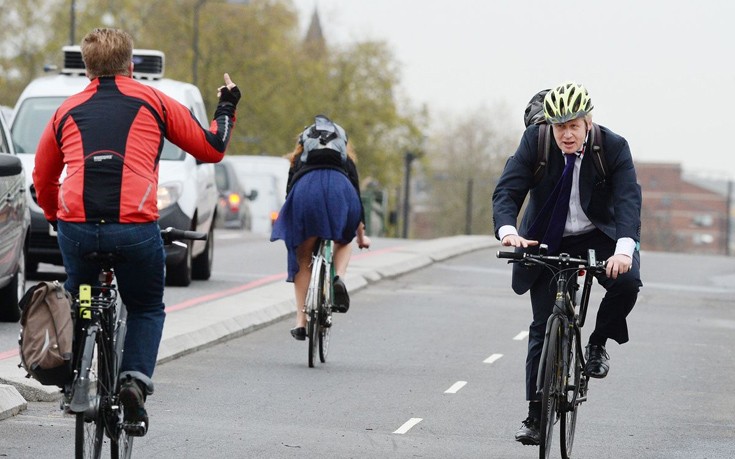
top-left (33, 75), bottom-right (236, 223)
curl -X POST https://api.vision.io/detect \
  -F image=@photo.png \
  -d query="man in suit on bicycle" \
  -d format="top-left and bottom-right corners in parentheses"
top-left (492, 82), bottom-right (642, 446)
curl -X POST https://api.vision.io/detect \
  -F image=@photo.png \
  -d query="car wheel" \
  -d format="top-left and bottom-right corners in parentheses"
top-left (0, 249), bottom-right (25, 322)
top-left (166, 240), bottom-right (192, 287)
top-left (192, 224), bottom-right (214, 280)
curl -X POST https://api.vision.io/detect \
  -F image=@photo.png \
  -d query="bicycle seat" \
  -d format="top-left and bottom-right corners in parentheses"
top-left (83, 252), bottom-right (126, 264)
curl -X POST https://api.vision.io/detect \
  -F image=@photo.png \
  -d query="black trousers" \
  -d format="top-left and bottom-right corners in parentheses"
top-left (524, 229), bottom-right (642, 401)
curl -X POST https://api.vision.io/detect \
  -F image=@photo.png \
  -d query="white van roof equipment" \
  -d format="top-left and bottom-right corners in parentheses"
top-left (61, 45), bottom-right (165, 80)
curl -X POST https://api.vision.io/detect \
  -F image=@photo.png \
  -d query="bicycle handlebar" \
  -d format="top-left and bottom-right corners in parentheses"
top-left (496, 248), bottom-right (606, 272)
top-left (160, 226), bottom-right (208, 244)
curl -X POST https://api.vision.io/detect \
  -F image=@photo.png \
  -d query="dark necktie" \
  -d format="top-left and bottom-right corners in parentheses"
top-left (527, 153), bottom-right (576, 253)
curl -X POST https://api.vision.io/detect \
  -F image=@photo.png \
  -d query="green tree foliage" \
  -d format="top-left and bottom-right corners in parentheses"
top-left (0, 0), bottom-right (424, 194)
top-left (0, 0), bottom-right (63, 106)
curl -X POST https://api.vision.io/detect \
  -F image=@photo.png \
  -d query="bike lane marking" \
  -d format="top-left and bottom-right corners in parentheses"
top-left (164, 246), bottom-right (404, 313)
top-left (394, 418), bottom-right (423, 434)
top-left (444, 381), bottom-right (468, 394)
top-left (483, 353), bottom-right (503, 364)
top-left (1, 245), bottom-right (408, 361)
top-left (513, 331), bottom-right (529, 340)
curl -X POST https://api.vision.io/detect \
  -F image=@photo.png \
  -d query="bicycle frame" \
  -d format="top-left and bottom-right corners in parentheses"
top-left (535, 268), bottom-right (581, 397)
top-left (497, 247), bottom-right (604, 459)
top-left (66, 227), bottom-right (206, 458)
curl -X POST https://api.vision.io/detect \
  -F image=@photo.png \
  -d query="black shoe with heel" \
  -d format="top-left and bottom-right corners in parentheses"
top-left (290, 327), bottom-right (306, 341)
top-left (332, 276), bottom-right (350, 313)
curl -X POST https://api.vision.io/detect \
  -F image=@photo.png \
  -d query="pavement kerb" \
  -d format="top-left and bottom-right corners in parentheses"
top-left (0, 235), bottom-right (500, 419)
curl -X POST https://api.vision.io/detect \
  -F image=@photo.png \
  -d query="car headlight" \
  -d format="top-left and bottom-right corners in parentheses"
top-left (157, 182), bottom-right (182, 210)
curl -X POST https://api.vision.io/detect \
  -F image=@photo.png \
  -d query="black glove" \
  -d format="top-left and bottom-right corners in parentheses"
top-left (48, 220), bottom-right (58, 231)
top-left (218, 85), bottom-right (241, 108)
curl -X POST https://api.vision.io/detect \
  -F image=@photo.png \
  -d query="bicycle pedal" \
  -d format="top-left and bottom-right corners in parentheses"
top-left (122, 421), bottom-right (147, 437)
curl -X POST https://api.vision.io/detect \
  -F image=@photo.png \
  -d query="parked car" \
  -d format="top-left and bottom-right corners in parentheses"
top-left (226, 155), bottom-right (290, 235)
top-left (214, 159), bottom-right (256, 230)
top-left (0, 108), bottom-right (30, 322)
top-left (10, 46), bottom-right (217, 286)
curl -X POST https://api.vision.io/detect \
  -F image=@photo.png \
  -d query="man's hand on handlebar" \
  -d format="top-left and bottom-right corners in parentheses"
top-left (501, 234), bottom-right (539, 248)
top-left (605, 253), bottom-right (633, 279)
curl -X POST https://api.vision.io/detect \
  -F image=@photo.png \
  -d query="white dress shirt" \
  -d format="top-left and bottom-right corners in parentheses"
top-left (498, 151), bottom-right (635, 258)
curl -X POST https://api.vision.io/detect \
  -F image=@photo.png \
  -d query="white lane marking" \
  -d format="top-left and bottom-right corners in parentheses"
top-left (483, 353), bottom-right (503, 364)
top-left (444, 381), bottom-right (467, 394)
top-left (394, 418), bottom-right (423, 434)
top-left (513, 331), bottom-right (529, 341)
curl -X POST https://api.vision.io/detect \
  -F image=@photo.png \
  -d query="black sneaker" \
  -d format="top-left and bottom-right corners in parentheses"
top-left (332, 276), bottom-right (350, 313)
top-left (515, 416), bottom-right (540, 445)
top-left (118, 377), bottom-right (149, 436)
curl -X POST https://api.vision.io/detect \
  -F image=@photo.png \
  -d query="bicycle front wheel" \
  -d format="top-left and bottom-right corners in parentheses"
top-left (560, 327), bottom-right (583, 459)
top-left (539, 317), bottom-right (563, 459)
top-left (111, 432), bottom-right (134, 459)
top-left (318, 271), bottom-right (331, 363)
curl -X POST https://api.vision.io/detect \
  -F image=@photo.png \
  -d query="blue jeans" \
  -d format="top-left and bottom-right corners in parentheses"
top-left (57, 221), bottom-right (166, 379)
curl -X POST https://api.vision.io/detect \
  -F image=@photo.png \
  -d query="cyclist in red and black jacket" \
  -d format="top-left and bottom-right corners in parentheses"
top-left (32, 28), bottom-right (241, 437)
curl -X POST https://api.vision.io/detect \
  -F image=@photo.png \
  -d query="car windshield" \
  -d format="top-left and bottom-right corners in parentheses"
top-left (214, 163), bottom-right (230, 191)
top-left (11, 96), bottom-right (184, 160)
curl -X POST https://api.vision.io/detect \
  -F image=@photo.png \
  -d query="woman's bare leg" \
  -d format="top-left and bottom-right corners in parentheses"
top-left (333, 241), bottom-right (353, 278)
top-left (293, 237), bottom-right (318, 328)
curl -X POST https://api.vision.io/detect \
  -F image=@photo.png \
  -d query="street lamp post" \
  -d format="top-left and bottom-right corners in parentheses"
top-left (402, 151), bottom-right (417, 239)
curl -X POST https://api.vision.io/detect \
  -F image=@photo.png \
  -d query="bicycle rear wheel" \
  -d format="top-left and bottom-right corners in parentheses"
top-left (111, 304), bottom-right (134, 459)
top-left (539, 317), bottom-right (563, 459)
top-left (560, 327), bottom-right (583, 459)
top-left (73, 326), bottom-right (108, 459)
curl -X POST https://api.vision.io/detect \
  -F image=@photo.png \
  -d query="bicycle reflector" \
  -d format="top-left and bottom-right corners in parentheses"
top-left (79, 284), bottom-right (92, 320)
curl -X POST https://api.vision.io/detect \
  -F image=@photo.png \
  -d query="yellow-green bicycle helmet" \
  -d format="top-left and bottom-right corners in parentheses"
top-left (543, 82), bottom-right (593, 124)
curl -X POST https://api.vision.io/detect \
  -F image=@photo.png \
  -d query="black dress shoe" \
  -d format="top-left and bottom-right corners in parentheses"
top-left (585, 344), bottom-right (610, 378)
top-left (515, 416), bottom-right (540, 445)
top-left (290, 327), bottom-right (306, 341)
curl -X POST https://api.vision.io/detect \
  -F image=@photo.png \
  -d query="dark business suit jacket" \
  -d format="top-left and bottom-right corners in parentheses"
top-left (492, 123), bottom-right (642, 294)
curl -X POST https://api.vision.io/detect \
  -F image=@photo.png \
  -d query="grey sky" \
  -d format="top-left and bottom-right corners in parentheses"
top-left (295, 0), bottom-right (735, 179)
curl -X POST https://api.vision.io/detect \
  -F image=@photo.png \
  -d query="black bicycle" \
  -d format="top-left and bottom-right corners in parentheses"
top-left (63, 227), bottom-right (207, 459)
top-left (497, 247), bottom-right (606, 459)
top-left (305, 239), bottom-right (335, 368)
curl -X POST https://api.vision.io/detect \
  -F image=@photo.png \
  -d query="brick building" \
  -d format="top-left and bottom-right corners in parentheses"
top-left (637, 162), bottom-right (731, 254)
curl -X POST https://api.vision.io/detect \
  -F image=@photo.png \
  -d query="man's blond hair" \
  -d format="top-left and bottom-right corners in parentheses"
top-left (81, 28), bottom-right (133, 79)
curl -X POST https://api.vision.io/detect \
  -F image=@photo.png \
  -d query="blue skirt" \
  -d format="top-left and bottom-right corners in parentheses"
top-left (271, 169), bottom-right (362, 282)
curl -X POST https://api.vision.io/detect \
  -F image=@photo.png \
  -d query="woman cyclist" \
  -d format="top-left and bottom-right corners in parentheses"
top-left (271, 115), bottom-right (371, 340)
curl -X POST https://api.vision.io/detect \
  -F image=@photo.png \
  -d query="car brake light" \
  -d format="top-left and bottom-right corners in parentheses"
top-left (228, 193), bottom-right (241, 211)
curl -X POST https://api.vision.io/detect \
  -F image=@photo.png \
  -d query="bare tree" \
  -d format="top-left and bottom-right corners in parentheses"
top-left (422, 105), bottom-right (519, 237)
